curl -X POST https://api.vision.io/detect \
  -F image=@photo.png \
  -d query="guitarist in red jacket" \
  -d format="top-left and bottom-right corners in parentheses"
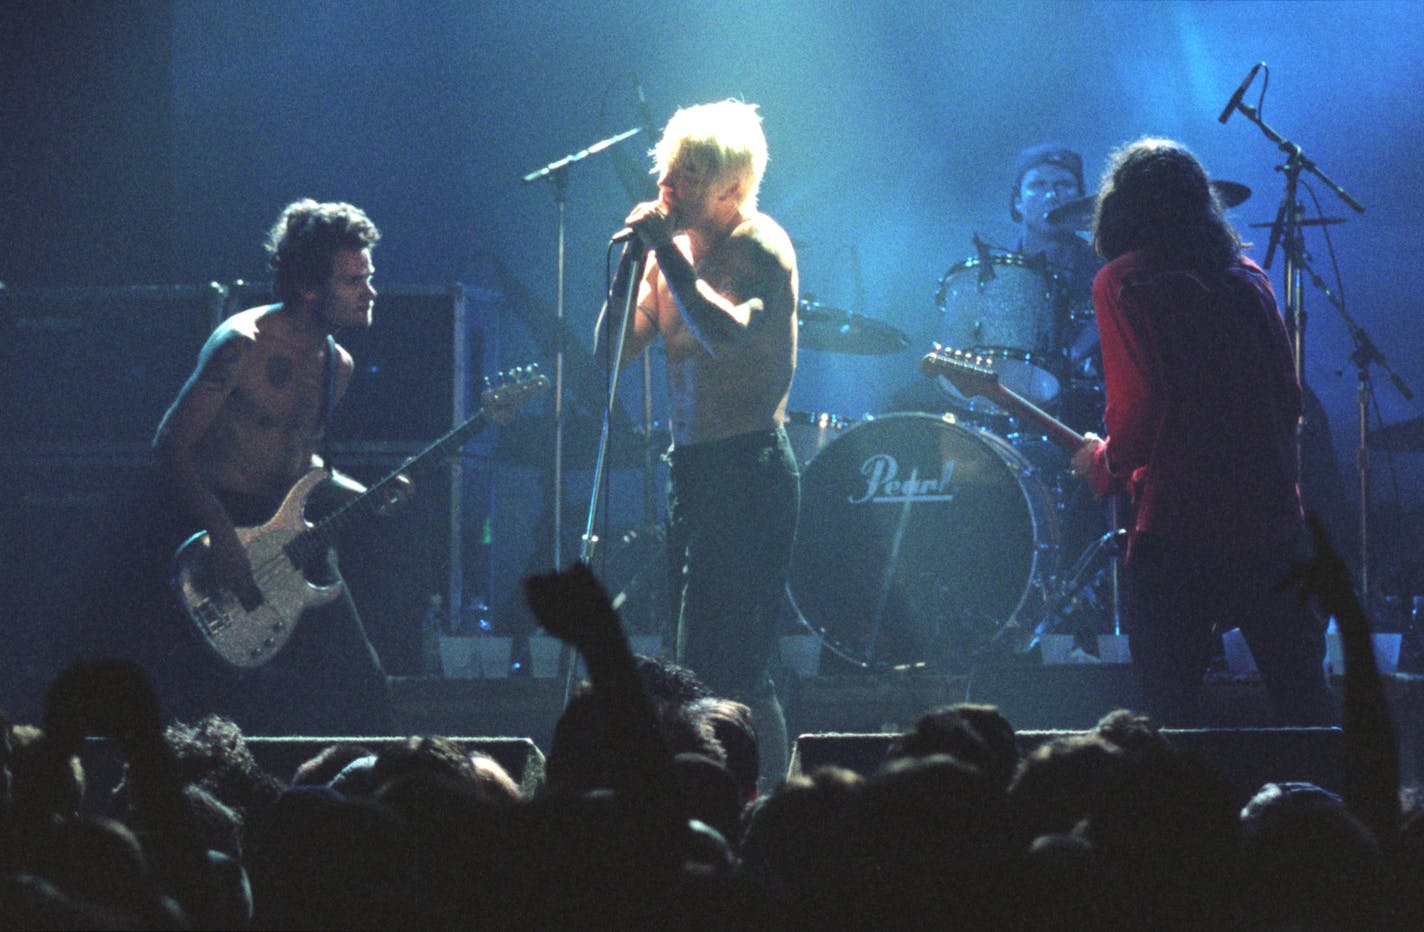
top-left (85, 200), bottom-right (401, 735)
top-left (1069, 139), bottom-right (1335, 728)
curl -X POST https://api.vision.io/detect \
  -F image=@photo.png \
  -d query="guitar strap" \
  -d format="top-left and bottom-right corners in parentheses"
top-left (321, 334), bottom-right (338, 462)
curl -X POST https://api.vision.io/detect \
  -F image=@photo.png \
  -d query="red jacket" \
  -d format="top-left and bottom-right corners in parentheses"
top-left (1086, 252), bottom-right (1303, 559)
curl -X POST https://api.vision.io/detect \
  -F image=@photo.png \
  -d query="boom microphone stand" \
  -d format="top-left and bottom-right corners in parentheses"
top-left (521, 125), bottom-right (644, 700)
top-left (1220, 66), bottom-right (1378, 591)
top-left (521, 126), bottom-right (644, 576)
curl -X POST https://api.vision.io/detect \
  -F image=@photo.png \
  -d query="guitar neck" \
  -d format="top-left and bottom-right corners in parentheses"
top-left (300, 409), bottom-right (493, 555)
top-left (988, 383), bottom-right (1085, 453)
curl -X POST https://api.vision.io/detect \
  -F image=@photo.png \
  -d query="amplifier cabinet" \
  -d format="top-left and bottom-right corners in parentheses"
top-left (0, 284), bottom-right (226, 445)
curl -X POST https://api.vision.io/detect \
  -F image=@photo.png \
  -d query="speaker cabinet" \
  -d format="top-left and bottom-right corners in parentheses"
top-left (791, 726), bottom-right (1345, 805)
top-left (0, 448), bottom-right (152, 720)
top-left (330, 446), bottom-right (495, 677)
top-left (0, 284), bottom-right (225, 445)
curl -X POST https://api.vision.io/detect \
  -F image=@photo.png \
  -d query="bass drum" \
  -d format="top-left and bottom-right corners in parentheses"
top-left (783, 410), bottom-right (855, 467)
top-left (788, 413), bottom-right (1058, 671)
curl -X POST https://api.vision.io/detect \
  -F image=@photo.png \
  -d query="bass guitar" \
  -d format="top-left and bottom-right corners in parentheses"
top-left (171, 365), bottom-right (549, 669)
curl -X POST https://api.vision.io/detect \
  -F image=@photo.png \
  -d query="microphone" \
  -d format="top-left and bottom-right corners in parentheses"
top-left (1218, 61), bottom-right (1264, 124)
top-left (611, 227), bottom-right (638, 244)
top-left (635, 80), bottom-right (657, 139)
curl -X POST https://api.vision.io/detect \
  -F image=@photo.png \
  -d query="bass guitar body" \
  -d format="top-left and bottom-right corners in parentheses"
top-left (171, 469), bottom-right (341, 669)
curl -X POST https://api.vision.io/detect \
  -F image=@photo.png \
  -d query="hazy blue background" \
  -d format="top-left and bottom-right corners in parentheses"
top-left (5, 0), bottom-right (1423, 650)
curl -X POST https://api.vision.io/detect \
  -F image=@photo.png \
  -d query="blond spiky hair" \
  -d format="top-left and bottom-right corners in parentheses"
top-left (651, 99), bottom-right (768, 212)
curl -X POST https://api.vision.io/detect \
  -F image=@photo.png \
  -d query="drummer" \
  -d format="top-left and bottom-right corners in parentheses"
top-left (1010, 143), bottom-right (1106, 432)
top-left (890, 143), bottom-right (1103, 418)
top-left (1009, 143), bottom-right (1101, 309)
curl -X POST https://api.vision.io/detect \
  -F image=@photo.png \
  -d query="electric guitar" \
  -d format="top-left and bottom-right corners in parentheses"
top-left (920, 345), bottom-right (1086, 454)
top-left (171, 365), bottom-right (549, 669)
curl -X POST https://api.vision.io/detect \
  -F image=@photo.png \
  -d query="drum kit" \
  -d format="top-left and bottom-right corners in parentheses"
top-left (783, 183), bottom-right (1262, 672)
top-left (787, 256), bottom-right (1118, 673)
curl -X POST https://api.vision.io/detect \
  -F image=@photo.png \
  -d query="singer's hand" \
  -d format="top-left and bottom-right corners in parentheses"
top-left (625, 200), bottom-right (675, 249)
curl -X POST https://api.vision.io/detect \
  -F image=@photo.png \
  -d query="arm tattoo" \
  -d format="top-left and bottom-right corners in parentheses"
top-left (198, 340), bottom-right (244, 390)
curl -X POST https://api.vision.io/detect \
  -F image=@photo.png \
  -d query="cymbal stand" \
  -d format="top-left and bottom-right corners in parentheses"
top-left (1295, 246), bottom-right (1414, 602)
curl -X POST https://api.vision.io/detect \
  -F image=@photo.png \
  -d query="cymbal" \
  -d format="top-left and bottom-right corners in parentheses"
top-left (1045, 180), bottom-right (1253, 230)
top-left (1211, 180), bottom-right (1252, 209)
top-left (797, 299), bottom-right (911, 355)
top-left (1368, 414), bottom-right (1424, 452)
top-left (1247, 217), bottom-right (1346, 229)
top-left (1043, 195), bottom-right (1095, 229)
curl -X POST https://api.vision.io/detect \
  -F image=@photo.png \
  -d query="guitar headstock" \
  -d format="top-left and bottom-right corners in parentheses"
top-left (918, 344), bottom-right (1000, 399)
top-left (481, 365), bottom-right (551, 425)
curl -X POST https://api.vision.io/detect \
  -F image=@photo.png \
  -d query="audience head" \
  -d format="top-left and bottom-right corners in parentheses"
top-left (887, 703), bottom-right (1019, 793)
top-left (292, 741), bottom-right (377, 787)
top-left (688, 697), bottom-right (759, 803)
top-left (1238, 780), bottom-right (1386, 929)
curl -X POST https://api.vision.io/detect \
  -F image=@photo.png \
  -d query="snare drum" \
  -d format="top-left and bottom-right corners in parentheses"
top-left (936, 253), bottom-right (1066, 416)
top-left (787, 413), bottom-right (1058, 670)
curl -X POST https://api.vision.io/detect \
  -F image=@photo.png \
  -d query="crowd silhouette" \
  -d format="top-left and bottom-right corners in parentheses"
top-left (2, 516), bottom-right (1421, 928)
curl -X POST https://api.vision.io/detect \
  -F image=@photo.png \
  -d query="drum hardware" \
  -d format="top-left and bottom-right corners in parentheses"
top-left (783, 409), bottom-right (857, 468)
top-left (1246, 216), bottom-right (1345, 229)
top-left (1031, 527), bottom-right (1127, 648)
top-left (602, 523), bottom-right (674, 638)
top-left (797, 296), bottom-right (911, 355)
top-left (1368, 413), bottom-right (1424, 452)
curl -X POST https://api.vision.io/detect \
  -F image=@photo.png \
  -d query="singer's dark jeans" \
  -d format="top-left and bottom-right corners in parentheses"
top-left (665, 426), bottom-right (799, 701)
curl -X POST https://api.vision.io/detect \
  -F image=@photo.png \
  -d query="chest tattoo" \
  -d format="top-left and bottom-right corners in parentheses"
top-left (266, 355), bottom-right (294, 389)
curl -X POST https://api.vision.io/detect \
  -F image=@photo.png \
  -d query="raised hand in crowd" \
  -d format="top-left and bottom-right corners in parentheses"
top-left (1280, 512), bottom-right (1400, 856)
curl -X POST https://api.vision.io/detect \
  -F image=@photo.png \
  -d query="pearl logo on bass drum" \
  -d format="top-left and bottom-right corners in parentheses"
top-left (850, 454), bottom-right (957, 504)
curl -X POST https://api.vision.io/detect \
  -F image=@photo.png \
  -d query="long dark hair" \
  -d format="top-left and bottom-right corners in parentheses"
top-left (1091, 138), bottom-right (1241, 273)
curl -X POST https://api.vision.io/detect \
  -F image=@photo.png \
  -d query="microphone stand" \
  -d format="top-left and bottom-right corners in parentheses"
top-left (521, 126), bottom-right (645, 574)
top-left (582, 241), bottom-right (649, 566)
top-left (520, 126), bottom-right (644, 703)
top-left (565, 241), bottom-right (648, 703)
top-left (1225, 96), bottom-right (1369, 581)
top-left (1233, 99), bottom-right (1365, 450)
